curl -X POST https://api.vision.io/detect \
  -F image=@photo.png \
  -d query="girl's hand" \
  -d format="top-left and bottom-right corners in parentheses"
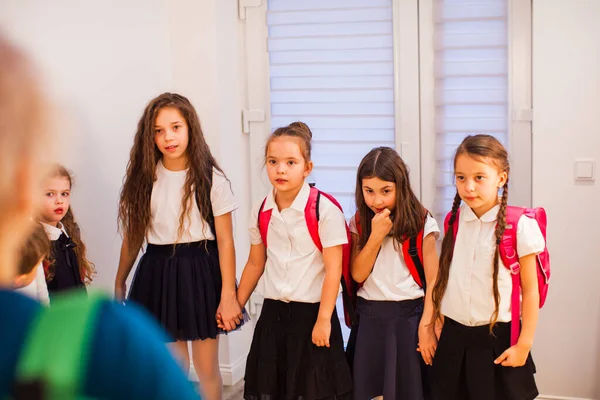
top-left (216, 294), bottom-right (243, 331)
top-left (417, 322), bottom-right (437, 366)
top-left (114, 280), bottom-right (127, 302)
top-left (312, 317), bottom-right (331, 347)
top-left (370, 208), bottom-right (393, 242)
top-left (494, 343), bottom-right (531, 367)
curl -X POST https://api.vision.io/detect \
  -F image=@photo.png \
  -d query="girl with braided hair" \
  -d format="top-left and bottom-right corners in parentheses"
top-left (431, 134), bottom-right (545, 400)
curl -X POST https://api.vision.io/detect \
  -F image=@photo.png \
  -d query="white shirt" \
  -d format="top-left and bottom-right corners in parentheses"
top-left (14, 261), bottom-right (50, 305)
top-left (147, 161), bottom-right (238, 245)
top-left (41, 221), bottom-right (68, 240)
top-left (350, 214), bottom-right (440, 301)
top-left (441, 204), bottom-right (545, 326)
top-left (249, 183), bottom-right (349, 303)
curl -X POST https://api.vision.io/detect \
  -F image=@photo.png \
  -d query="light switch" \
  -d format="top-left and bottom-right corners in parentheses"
top-left (575, 159), bottom-right (595, 181)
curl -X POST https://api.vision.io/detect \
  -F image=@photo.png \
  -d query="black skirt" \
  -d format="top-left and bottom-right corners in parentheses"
top-left (128, 240), bottom-right (247, 342)
top-left (432, 317), bottom-right (538, 400)
top-left (349, 297), bottom-right (432, 400)
top-left (244, 299), bottom-right (353, 400)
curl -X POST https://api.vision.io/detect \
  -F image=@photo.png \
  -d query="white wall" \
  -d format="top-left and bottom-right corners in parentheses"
top-left (0, 0), bottom-right (254, 384)
top-left (533, 1), bottom-right (600, 399)
top-left (0, 0), bottom-right (173, 289)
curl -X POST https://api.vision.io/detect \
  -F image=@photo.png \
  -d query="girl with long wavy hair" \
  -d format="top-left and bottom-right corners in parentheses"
top-left (115, 92), bottom-right (246, 400)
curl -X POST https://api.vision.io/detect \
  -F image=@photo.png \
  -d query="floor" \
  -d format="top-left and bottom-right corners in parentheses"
top-left (223, 381), bottom-right (244, 400)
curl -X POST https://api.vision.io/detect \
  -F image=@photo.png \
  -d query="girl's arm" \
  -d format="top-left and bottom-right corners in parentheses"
top-left (417, 233), bottom-right (440, 365)
top-left (214, 212), bottom-right (243, 331)
top-left (114, 234), bottom-right (140, 301)
top-left (236, 243), bottom-right (267, 309)
top-left (313, 244), bottom-right (343, 347)
top-left (351, 209), bottom-right (392, 283)
top-left (494, 253), bottom-right (539, 367)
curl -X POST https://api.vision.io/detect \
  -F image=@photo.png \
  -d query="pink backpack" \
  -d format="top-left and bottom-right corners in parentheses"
top-left (258, 185), bottom-right (356, 328)
top-left (444, 206), bottom-right (550, 345)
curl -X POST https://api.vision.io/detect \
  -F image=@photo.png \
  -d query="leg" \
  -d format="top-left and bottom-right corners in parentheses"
top-left (191, 337), bottom-right (223, 400)
top-left (168, 340), bottom-right (191, 376)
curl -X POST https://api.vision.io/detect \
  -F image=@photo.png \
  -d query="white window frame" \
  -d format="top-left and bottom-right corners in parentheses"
top-left (240, 0), bottom-right (422, 317)
top-left (419, 0), bottom-right (533, 210)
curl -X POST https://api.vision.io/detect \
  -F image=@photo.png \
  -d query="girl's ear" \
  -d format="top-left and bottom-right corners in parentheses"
top-left (498, 170), bottom-right (508, 188)
top-left (304, 160), bottom-right (313, 177)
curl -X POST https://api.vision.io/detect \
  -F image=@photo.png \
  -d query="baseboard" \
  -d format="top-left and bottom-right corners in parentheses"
top-left (537, 395), bottom-right (597, 400)
top-left (188, 355), bottom-right (246, 386)
top-left (220, 355), bottom-right (246, 386)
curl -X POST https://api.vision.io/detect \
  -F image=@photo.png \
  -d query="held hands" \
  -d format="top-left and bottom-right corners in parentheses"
top-left (494, 343), bottom-right (531, 367)
top-left (215, 294), bottom-right (244, 331)
top-left (370, 208), bottom-right (393, 242)
top-left (312, 317), bottom-right (331, 348)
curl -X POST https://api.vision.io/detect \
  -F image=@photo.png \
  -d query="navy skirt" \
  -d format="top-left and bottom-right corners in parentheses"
top-left (244, 299), bottom-right (353, 400)
top-left (349, 297), bottom-right (432, 400)
top-left (432, 317), bottom-right (538, 400)
top-left (128, 240), bottom-right (247, 342)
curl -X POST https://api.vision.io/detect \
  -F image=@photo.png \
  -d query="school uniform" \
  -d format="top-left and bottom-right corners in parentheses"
top-left (433, 204), bottom-right (545, 400)
top-left (128, 160), bottom-right (246, 342)
top-left (41, 221), bottom-right (85, 300)
top-left (349, 214), bottom-right (439, 400)
top-left (243, 182), bottom-right (353, 400)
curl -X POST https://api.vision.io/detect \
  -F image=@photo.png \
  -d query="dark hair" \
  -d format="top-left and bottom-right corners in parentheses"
top-left (432, 134), bottom-right (509, 333)
top-left (18, 223), bottom-right (50, 276)
top-left (265, 121), bottom-right (313, 162)
top-left (118, 93), bottom-right (225, 250)
top-left (45, 164), bottom-right (95, 284)
top-left (355, 147), bottom-right (425, 250)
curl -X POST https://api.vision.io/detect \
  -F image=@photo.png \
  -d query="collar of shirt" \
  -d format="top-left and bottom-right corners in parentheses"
top-left (40, 221), bottom-right (67, 240)
top-left (262, 182), bottom-right (311, 214)
top-left (462, 203), bottom-right (501, 223)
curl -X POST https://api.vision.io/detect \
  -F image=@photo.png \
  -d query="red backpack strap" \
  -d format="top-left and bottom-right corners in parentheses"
top-left (401, 210), bottom-right (428, 290)
top-left (444, 208), bottom-right (461, 238)
top-left (498, 205), bottom-right (527, 346)
top-left (257, 197), bottom-right (272, 248)
top-left (304, 186), bottom-right (323, 251)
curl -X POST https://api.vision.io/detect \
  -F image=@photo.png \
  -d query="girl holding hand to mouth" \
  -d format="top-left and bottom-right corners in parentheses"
top-left (349, 147), bottom-right (440, 400)
top-left (38, 164), bottom-right (95, 300)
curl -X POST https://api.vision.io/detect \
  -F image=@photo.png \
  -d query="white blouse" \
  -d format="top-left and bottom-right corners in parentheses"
top-left (249, 183), bottom-right (348, 303)
top-left (147, 160), bottom-right (238, 245)
top-left (350, 214), bottom-right (440, 301)
top-left (441, 204), bottom-right (545, 326)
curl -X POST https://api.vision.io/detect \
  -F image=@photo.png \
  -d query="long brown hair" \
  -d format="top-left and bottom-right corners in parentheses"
top-left (45, 164), bottom-right (96, 284)
top-left (118, 93), bottom-right (224, 250)
top-left (355, 147), bottom-right (425, 250)
top-left (432, 134), bottom-right (509, 332)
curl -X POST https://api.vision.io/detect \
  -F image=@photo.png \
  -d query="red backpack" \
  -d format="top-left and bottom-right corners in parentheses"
top-left (258, 186), bottom-right (356, 327)
top-left (444, 206), bottom-right (551, 345)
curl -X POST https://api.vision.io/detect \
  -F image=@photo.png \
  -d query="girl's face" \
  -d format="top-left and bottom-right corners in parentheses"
top-left (154, 107), bottom-right (189, 167)
top-left (266, 136), bottom-right (312, 195)
top-left (40, 176), bottom-right (71, 226)
top-left (362, 176), bottom-right (396, 215)
top-left (455, 154), bottom-right (507, 218)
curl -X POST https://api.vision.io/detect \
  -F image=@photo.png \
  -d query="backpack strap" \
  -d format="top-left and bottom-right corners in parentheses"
top-left (14, 291), bottom-right (107, 400)
top-left (498, 206), bottom-right (527, 346)
top-left (401, 222), bottom-right (426, 291)
top-left (305, 187), bottom-right (357, 327)
top-left (305, 186), bottom-right (323, 251)
top-left (257, 197), bottom-right (272, 247)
